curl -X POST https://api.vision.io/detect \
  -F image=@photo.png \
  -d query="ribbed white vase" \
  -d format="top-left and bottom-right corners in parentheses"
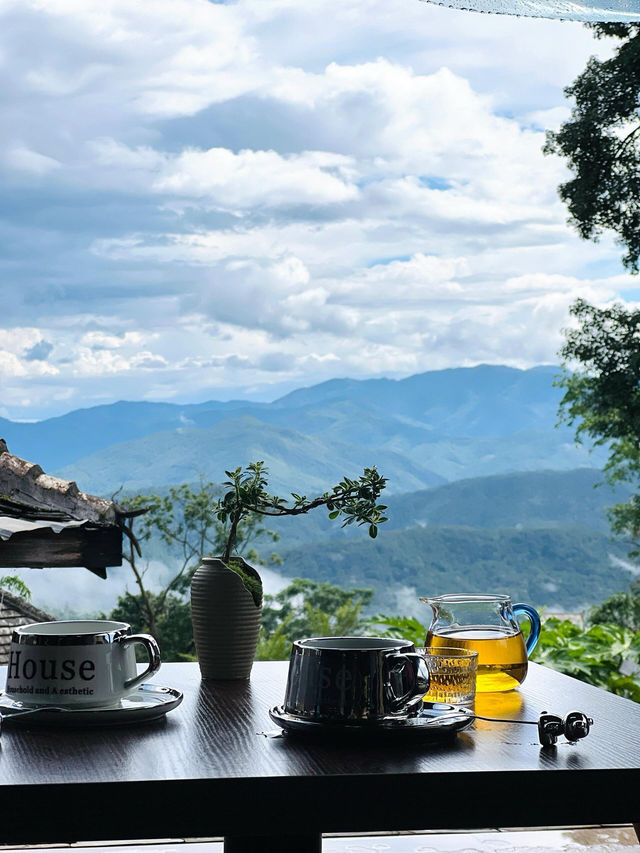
top-left (190, 557), bottom-right (262, 680)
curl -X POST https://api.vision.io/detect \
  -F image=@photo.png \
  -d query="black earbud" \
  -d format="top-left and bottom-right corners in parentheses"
top-left (537, 710), bottom-right (593, 747)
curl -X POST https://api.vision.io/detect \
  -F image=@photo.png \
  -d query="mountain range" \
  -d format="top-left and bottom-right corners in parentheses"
top-left (1, 364), bottom-right (630, 617)
top-left (1, 364), bottom-right (608, 495)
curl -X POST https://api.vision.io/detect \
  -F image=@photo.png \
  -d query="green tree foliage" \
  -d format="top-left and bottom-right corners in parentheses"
top-left (255, 578), bottom-right (374, 660)
top-left (557, 298), bottom-right (640, 545)
top-left (366, 614), bottom-right (428, 646)
top-left (544, 24), bottom-right (640, 272)
top-left (589, 582), bottom-right (640, 631)
top-left (550, 297), bottom-right (640, 700)
top-left (128, 481), bottom-right (280, 590)
top-left (277, 521), bottom-right (631, 611)
top-left (0, 575), bottom-right (31, 601)
top-left (216, 462), bottom-right (388, 564)
top-left (533, 616), bottom-right (640, 702)
top-left (110, 589), bottom-right (195, 663)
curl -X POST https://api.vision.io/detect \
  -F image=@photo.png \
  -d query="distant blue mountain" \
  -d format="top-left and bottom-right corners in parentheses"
top-left (275, 364), bottom-right (560, 437)
top-left (0, 398), bottom-right (263, 470)
top-left (1, 364), bottom-right (607, 493)
top-left (54, 416), bottom-right (444, 496)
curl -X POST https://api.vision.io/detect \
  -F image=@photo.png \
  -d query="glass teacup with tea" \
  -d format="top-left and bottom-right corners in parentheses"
top-left (420, 593), bottom-right (541, 692)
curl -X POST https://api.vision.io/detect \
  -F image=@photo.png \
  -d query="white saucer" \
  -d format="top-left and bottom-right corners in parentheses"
top-left (0, 684), bottom-right (183, 727)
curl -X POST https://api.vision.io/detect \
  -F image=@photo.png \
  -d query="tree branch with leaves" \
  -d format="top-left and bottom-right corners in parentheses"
top-left (557, 297), bottom-right (640, 546)
top-left (215, 462), bottom-right (388, 565)
top-left (544, 24), bottom-right (640, 272)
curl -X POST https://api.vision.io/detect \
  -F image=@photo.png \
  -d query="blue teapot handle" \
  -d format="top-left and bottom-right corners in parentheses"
top-left (513, 603), bottom-right (541, 656)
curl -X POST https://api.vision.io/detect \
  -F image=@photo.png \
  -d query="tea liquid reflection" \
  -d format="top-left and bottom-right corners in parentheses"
top-left (473, 688), bottom-right (524, 730)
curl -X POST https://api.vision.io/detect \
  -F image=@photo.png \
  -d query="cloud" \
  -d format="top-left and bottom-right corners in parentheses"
top-left (132, 352), bottom-right (169, 369)
top-left (0, 351), bottom-right (27, 377)
top-left (80, 330), bottom-right (149, 350)
top-left (154, 147), bottom-right (358, 207)
top-left (92, 140), bottom-right (358, 209)
top-left (0, 0), bottom-right (631, 419)
top-left (23, 340), bottom-right (54, 361)
top-left (5, 146), bottom-right (61, 175)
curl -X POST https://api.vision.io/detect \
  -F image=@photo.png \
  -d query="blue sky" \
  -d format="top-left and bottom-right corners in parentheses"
top-left (0, 0), bottom-right (635, 421)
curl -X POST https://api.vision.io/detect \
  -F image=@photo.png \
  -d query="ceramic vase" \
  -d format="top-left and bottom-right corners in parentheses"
top-left (190, 556), bottom-right (262, 680)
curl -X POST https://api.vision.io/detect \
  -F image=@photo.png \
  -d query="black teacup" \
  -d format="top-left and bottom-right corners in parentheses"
top-left (283, 637), bottom-right (429, 723)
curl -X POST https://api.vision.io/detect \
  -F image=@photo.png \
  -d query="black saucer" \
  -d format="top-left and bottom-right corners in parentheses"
top-left (268, 702), bottom-right (474, 739)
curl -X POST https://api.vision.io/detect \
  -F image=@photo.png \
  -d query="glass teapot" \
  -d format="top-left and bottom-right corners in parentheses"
top-left (421, 593), bottom-right (541, 692)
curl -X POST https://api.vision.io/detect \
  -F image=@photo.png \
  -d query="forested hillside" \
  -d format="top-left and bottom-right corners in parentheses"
top-left (276, 524), bottom-right (631, 613)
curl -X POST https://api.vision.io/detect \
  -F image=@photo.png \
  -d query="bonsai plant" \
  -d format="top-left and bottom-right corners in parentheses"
top-left (190, 461), bottom-right (388, 680)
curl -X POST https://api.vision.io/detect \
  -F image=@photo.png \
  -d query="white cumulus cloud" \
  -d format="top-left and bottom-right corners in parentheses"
top-left (0, 0), bottom-right (631, 419)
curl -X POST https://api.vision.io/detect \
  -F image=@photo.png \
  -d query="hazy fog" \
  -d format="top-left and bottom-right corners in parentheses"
top-left (6, 559), bottom-right (292, 620)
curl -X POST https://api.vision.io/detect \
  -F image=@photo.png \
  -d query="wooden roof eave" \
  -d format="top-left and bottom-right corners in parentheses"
top-left (0, 439), bottom-right (134, 575)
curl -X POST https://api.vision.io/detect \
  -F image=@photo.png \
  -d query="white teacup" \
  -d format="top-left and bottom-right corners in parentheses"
top-left (4, 620), bottom-right (161, 707)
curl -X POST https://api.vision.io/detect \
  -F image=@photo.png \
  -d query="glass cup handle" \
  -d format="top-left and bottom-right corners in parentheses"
top-left (384, 652), bottom-right (430, 712)
top-left (119, 633), bottom-right (162, 689)
top-left (513, 603), bottom-right (541, 656)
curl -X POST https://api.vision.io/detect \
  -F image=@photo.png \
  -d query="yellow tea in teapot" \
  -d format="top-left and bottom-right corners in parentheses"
top-left (422, 594), bottom-right (541, 692)
top-left (425, 627), bottom-right (527, 692)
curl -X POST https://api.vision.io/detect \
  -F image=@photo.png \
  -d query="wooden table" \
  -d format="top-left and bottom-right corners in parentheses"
top-left (0, 661), bottom-right (639, 853)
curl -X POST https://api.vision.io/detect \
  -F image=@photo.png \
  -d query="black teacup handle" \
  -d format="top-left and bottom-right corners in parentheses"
top-left (384, 651), bottom-right (430, 714)
top-left (119, 633), bottom-right (162, 690)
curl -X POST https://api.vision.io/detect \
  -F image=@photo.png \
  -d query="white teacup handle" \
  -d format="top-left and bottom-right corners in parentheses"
top-left (119, 633), bottom-right (162, 689)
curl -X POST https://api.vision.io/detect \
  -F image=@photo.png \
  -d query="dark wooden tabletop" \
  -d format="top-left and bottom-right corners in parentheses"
top-left (1, 661), bottom-right (639, 845)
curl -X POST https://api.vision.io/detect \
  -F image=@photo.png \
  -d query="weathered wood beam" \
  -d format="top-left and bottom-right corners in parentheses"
top-left (0, 441), bottom-right (140, 574)
top-left (0, 525), bottom-right (122, 577)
